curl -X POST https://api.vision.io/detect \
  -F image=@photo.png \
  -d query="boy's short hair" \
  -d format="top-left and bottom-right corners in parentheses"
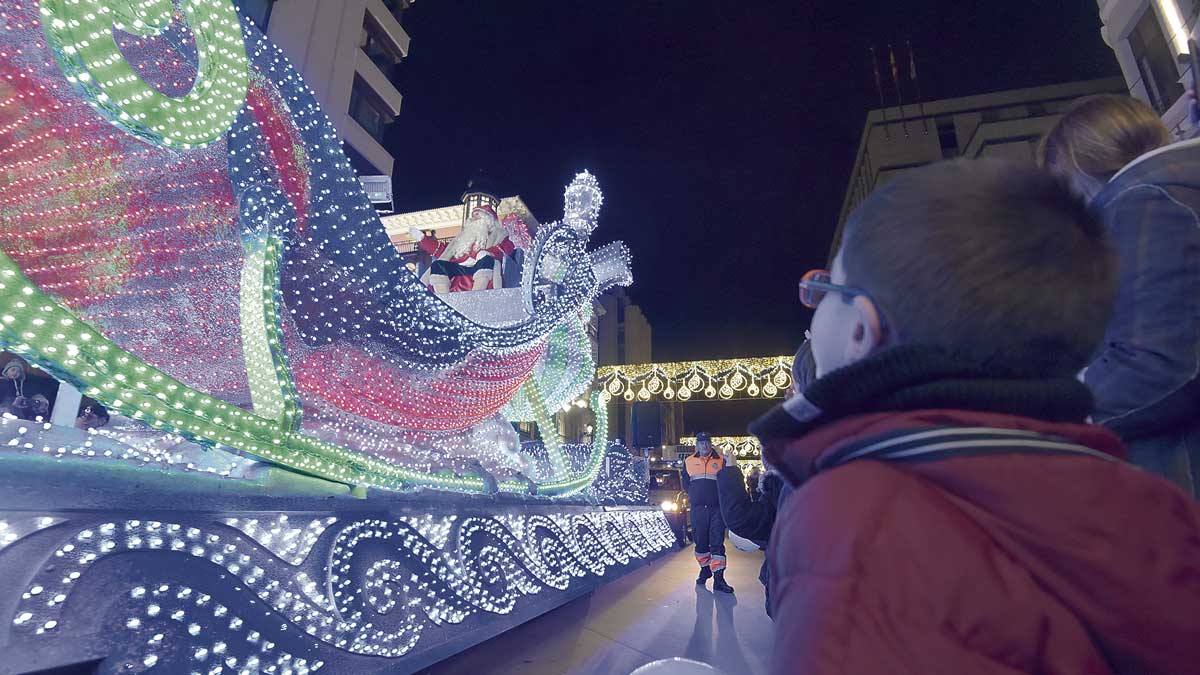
top-left (838, 159), bottom-right (1115, 377)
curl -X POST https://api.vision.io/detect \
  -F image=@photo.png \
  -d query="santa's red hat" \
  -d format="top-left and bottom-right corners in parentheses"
top-left (470, 203), bottom-right (498, 220)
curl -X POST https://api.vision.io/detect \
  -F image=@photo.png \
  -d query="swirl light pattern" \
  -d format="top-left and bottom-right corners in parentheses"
top-left (2, 507), bottom-right (674, 670)
top-left (41, 0), bottom-right (250, 147)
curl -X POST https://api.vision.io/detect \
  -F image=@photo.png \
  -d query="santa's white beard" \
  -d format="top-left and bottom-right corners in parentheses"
top-left (444, 215), bottom-right (493, 260)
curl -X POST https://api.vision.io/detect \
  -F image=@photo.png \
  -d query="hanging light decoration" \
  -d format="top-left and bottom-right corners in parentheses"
top-left (680, 435), bottom-right (762, 461)
top-left (597, 355), bottom-right (793, 402)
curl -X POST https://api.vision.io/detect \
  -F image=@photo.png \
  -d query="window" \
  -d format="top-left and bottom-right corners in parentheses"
top-left (238, 0), bottom-right (275, 33)
top-left (1130, 5), bottom-right (1184, 114)
top-left (359, 14), bottom-right (404, 73)
top-left (348, 77), bottom-right (394, 144)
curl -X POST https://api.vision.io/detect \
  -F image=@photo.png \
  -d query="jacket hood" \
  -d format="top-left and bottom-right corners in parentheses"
top-left (1107, 136), bottom-right (1200, 184)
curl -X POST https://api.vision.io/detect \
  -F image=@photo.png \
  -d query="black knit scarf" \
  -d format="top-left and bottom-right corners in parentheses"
top-left (750, 345), bottom-right (1094, 444)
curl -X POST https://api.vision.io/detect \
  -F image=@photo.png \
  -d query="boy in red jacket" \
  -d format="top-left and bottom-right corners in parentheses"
top-left (750, 160), bottom-right (1200, 675)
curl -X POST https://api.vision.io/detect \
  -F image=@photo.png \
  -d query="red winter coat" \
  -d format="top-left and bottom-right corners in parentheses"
top-left (766, 409), bottom-right (1200, 675)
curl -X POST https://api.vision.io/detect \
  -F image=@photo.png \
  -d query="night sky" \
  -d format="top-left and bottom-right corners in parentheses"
top-left (387, 1), bottom-right (1121, 364)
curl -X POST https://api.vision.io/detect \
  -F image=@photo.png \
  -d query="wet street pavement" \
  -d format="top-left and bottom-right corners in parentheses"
top-left (419, 544), bottom-right (774, 675)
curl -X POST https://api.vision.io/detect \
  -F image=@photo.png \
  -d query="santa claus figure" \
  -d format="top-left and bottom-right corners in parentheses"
top-left (409, 203), bottom-right (515, 293)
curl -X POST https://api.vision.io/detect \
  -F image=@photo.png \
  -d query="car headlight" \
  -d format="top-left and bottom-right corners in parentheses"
top-left (660, 500), bottom-right (678, 512)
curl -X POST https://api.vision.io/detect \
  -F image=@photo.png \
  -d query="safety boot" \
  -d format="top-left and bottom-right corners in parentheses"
top-left (712, 570), bottom-right (734, 593)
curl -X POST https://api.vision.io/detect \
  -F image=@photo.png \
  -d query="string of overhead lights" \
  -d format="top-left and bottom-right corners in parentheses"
top-left (680, 435), bottom-right (762, 459)
top-left (597, 356), bottom-right (794, 402)
top-left (680, 435), bottom-right (763, 477)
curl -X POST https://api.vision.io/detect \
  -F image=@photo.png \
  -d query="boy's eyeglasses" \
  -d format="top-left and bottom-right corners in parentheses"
top-left (798, 269), bottom-right (872, 309)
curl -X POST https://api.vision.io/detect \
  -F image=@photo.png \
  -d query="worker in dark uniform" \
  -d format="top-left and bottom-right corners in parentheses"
top-left (681, 432), bottom-right (734, 593)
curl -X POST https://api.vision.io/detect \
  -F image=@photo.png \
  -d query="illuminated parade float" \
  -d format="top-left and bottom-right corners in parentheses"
top-left (0, 1), bottom-right (671, 672)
